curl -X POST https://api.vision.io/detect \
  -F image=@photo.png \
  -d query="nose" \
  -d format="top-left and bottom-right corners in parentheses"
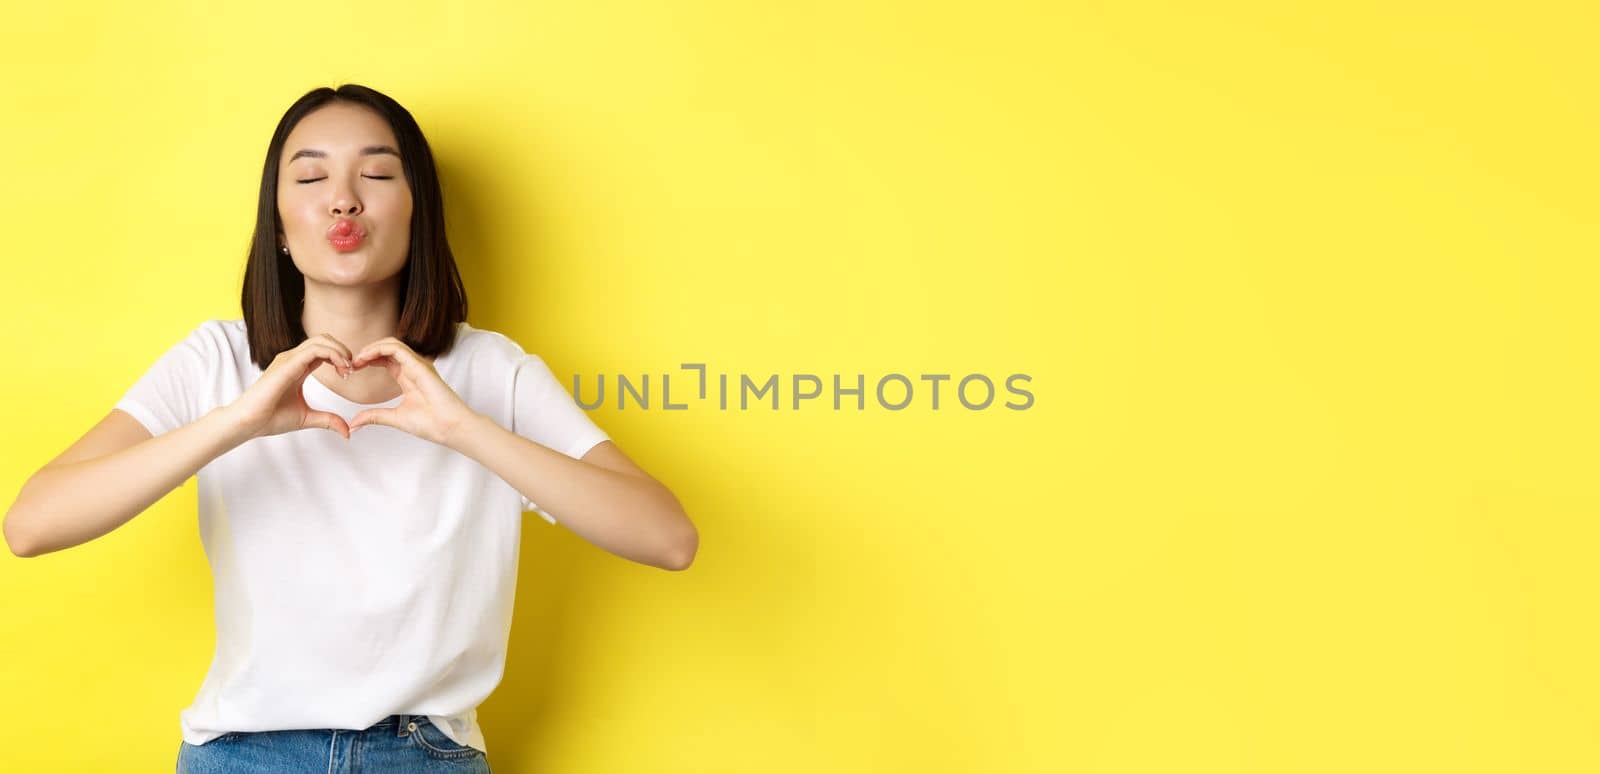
top-left (329, 182), bottom-right (362, 216)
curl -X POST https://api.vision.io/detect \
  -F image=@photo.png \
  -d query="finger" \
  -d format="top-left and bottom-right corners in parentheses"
top-left (349, 407), bottom-right (398, 432)
top-left (352, 338), bottom-right (416, 370)
top-left (359, 353), bottom-right (404, 382)
top-left (298, 341), bottom-right (355, 377)
top-left (269, 344), bottom-right (345, 389)
top-left (305, 409), bottom-right (352, 440)
top-left (354, 350), bottom-right (418, 385)
top-left (297, 341), bottom-right (351, 372)
top-left (312, 333), bottom-right (356, 366)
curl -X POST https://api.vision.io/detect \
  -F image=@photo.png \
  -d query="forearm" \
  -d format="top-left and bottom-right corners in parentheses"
top-left (448, 413), bottom-right (693, 570)
top-left (4, 406), bottom-right (251, 557)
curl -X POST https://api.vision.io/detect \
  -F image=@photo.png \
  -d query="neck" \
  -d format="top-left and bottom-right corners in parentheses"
top-left (299, 276), bottom-right (403, 353)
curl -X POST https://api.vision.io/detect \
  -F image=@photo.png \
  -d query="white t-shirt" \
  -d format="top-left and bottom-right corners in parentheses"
top-left (113, 318), bottom-right (609, 753)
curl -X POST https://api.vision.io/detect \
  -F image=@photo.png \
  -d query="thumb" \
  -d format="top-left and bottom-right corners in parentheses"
top-left (349, 408), bottom-right (397, 432)
top-left (306, 410), bottom-right (352, 440)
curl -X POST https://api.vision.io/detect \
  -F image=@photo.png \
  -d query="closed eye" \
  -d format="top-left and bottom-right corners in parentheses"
top-left (295, 175), bottom-right (395, 184)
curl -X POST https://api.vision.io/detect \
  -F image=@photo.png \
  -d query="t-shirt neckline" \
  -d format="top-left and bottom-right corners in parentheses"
top-left (304, 372), bottom-right (406, 410)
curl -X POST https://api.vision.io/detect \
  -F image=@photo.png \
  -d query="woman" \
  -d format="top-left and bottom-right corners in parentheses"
top-left (2, 84), bottom-right (697, 772)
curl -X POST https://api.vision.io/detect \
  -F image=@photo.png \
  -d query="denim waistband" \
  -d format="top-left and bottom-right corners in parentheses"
top-left (367, 714), bottom-right (423, 735)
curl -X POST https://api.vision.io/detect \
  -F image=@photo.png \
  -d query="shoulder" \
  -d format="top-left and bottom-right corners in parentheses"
top-left (161, 318), bottom-right (243, 364)
top-left (452, 323), bottom-right (547, 369)
top-left (206, 318), bottom-right (246, 341)
top-left (199, 319), bottom-right (256, 364)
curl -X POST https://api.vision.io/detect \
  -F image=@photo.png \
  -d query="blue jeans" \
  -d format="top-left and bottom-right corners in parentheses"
top-left (177, 714), bottom-right (491, 772)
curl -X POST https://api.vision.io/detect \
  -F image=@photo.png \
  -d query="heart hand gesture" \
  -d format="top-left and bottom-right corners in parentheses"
top-left (228, 333), bottom-right (361, 440)
top-left (347, 337), bottom-right (478, 446)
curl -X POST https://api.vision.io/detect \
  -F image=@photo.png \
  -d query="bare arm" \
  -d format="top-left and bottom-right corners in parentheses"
top-left (445, 414), bottom-right (697, 571)
top-left (3, 405), bottom-right (252, 558)
top-left (4, 334), bottom-right (366, 558)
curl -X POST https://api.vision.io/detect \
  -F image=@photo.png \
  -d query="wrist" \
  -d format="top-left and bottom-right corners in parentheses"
top-left (441, 409), bottom-right (493, 454)
top-left (204, 404), bottom-right (256, 448)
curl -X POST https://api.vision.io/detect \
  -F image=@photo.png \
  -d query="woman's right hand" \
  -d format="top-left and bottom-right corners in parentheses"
top-left (225, 333), bottom-right (358, 441)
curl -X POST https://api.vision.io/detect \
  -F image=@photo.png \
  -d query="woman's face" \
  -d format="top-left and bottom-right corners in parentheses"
top-left (276, 102), bottom-right (414, 287)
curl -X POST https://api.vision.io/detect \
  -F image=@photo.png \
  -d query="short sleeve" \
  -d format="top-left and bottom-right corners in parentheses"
top-left (511, 353), bottom-right (610, 524)
top-left (113, 322), bottom-right (215, 437)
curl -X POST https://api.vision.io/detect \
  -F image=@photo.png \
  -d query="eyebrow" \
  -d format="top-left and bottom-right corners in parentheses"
top-left (287, 145), bottom-right (401, 163)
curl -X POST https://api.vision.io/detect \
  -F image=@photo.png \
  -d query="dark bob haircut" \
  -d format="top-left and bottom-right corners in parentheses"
top-left (240, 83), bottom-right (468, 370)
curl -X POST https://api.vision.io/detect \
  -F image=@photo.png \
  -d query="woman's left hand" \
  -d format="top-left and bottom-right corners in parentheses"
top-left (348, 337), bottom-right (478, 446)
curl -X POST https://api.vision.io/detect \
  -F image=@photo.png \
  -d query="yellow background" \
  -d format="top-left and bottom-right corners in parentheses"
top-left (1, 1), bottom-right (1595, 772)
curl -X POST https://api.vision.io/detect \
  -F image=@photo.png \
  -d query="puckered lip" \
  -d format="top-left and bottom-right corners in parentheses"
top-left (326, 218), bottom-right (367, 239)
